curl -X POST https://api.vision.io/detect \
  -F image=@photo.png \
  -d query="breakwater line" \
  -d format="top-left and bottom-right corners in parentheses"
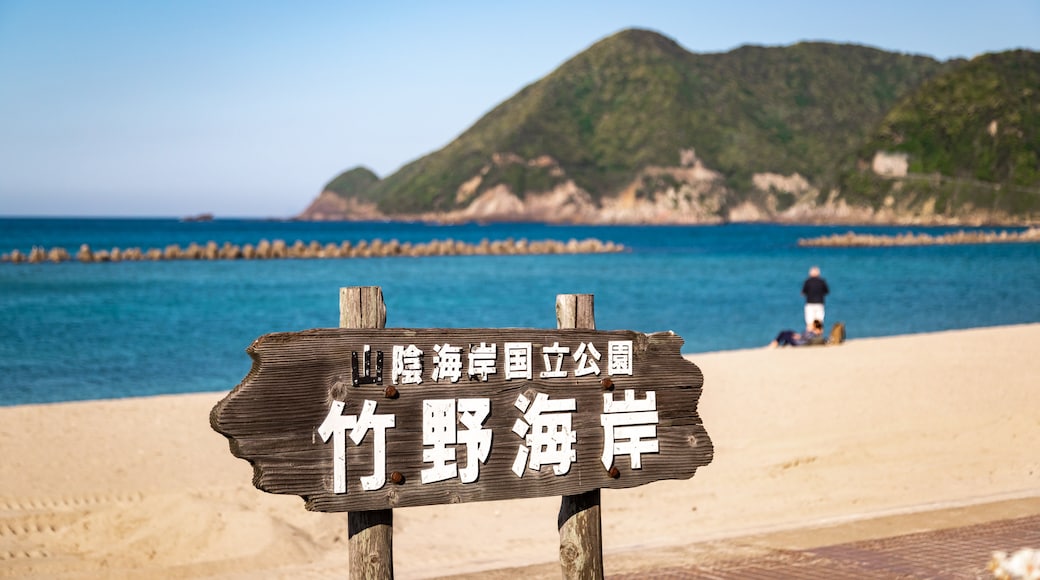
top-left (798, 227), bottom-right (1040, 247)
top-left (1, 237), bottom-right (625, 264)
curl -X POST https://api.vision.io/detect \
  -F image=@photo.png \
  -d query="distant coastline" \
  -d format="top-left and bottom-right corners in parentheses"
top-left (6, 218), bottom-right (1040, 263)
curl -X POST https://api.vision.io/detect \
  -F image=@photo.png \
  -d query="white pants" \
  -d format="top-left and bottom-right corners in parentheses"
top-left (804, 303), bottom-right (825, 328)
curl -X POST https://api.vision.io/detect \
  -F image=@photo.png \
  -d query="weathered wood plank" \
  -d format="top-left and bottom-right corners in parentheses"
top-left (210, 327), bottom-right (712, 513)
top-left (556, 294), bottom-right (603, 579)
top-left (341, 286), bottom-right (393, 580)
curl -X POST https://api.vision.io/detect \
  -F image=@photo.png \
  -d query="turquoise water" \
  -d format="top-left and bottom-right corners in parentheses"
top-left (2, 218), bottom-right (1039, 406)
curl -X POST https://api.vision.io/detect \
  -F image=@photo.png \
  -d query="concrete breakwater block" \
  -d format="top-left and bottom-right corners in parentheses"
top-left (798, 227), bottom-right (1040, 247)
top-left (2, 238), bottom-right (625, 264)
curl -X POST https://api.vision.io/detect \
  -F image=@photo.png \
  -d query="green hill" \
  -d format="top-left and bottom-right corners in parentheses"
top-left (324, 166), bottom-right (379, 196)
top-left (838, 50), bottom-right (1040, 220)
top-left (314, 29), bottom-right (1039, 224)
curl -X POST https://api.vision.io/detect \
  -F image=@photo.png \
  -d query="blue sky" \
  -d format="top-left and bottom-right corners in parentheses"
top-left (1, 1), bottom-right (1037, 217)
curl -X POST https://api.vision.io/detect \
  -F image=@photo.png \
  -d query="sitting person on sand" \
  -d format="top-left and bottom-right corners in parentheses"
top-left (769, 320), bottom-right (824, 348)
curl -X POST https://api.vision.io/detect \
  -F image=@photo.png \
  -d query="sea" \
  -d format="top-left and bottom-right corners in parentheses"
top-left (2, 217), bottom-right (1039, 407)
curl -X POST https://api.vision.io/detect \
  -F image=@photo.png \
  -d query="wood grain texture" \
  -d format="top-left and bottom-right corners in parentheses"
top-left (339, 286), bottom-right (386, 330)
top-left (556, 294), bottom-right (603, 580)
top-left (210, 327), bottom-right (712, 513)
top-left (340, 286), bottom-right (393, 580)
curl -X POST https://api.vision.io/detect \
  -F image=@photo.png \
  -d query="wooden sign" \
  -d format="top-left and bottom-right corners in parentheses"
top-left (210, 328), bottom-right (712, 512)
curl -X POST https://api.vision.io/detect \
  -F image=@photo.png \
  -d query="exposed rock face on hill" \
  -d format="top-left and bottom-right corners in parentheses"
top-left (300, 149), bottom-right (1019, 225)
top-left (302, 149), bottom-right (736, 224)
top-left (300, 191), bottom-right (385, 221)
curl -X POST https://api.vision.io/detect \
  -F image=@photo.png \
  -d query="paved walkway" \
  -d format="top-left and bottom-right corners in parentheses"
top-left (613, 513), bottom-right (1040, 579)
top-left (446, 496), bottom-right (1040, 579)
top-left (609, 496), bottom-right (1040, 579)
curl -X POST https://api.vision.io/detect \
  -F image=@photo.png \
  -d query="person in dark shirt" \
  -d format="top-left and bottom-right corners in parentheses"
top-left (769, 319), bottom-right (824, 348)
top-left (802, 266), bottom-right (829, 327)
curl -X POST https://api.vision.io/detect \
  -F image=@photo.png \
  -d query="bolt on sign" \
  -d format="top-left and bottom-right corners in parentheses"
top-left (210, 328), bottom-right (712, 512)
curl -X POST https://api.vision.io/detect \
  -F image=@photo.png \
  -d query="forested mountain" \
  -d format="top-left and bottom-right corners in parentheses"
top-left (837, 50), bottom-right (1040, 223)
top-left (301, 29), bottom-right (1038, 225)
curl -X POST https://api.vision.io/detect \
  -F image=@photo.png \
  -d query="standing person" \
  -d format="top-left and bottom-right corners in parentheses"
top-left (802, 266), bottom-right (829, 328)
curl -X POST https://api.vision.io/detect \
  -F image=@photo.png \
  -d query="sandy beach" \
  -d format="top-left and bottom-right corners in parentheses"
top-left (2, 324), bottom-right (1038, 579)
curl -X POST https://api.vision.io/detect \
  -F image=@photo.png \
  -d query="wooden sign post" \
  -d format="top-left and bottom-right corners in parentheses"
top-left (340, 286), bottom-right (393, 579)
top-left (211, 287), bottom-right (713, 578)
top-left (556, 294), bottom-right (602, 578)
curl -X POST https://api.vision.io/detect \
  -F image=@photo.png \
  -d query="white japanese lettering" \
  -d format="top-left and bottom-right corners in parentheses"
top-left (391, 344), bottom-right (424, 385)
top-left (431, 343), bottom-right (463, 383)
top-left (539, 342), bottom-right (569, 379)
top-left (503, 342), bottom-right (533, 380)
top-left (601, 389), bottom-right (658, 469)
top-left (607, 340), bottom-right (634, 376)
top-left (318, 399), bottom-right (396, 493)
top-left (468, 342), bottom-right (497, 381)
top-left (317, 400), bottom-right (356, 494)
top-left (457, 398), bottom-right (492, 483)
top-left (349, 400), bottom-right (396, 490)
top-left (420, 398), bottom-right (493, 484)
top-left (421, 399), bottom-right (457, 483)
top-left (511, 391), bottom-right (577, 477)
top-left (573, 341), bottom-right (602, 377)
